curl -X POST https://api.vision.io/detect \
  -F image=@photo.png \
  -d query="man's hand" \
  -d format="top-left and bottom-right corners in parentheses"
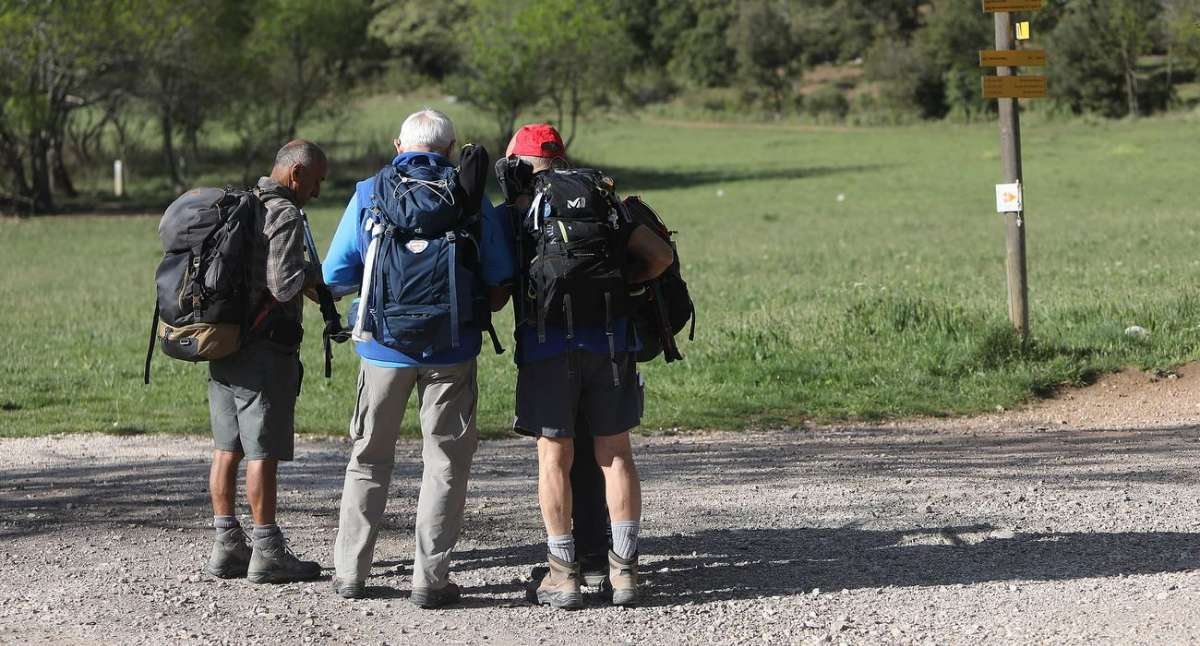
top-left (625, 225), bottom-right (674, 284)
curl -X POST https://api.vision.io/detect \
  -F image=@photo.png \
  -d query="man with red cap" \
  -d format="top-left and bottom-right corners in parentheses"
top-left (495, 123), bottom-right (675, 608)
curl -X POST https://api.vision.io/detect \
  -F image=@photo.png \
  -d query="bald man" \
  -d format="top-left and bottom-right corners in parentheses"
top-left (204, 140), bottom-right (327, 584)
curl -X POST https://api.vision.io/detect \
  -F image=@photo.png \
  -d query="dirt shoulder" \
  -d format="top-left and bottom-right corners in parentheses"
top-left (4, 371), bottom-right (1200, 644)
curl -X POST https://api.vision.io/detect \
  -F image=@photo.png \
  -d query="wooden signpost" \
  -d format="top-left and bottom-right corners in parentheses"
top-left (981, 0), bottom-right (1045, 339)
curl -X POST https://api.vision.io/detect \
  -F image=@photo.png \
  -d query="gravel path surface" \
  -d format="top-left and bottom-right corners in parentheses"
top-left (5, 376), bottom-right (1200, 644)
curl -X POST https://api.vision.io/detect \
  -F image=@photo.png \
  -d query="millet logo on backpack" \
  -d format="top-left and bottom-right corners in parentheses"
top-left (567, 197), bottom-right (586, 209)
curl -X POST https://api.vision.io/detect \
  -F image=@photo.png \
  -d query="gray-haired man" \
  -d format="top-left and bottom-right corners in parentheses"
top-left (205, 140), bottom-right (327, 584)
top-left (323, 110), bottom-right (512, 606)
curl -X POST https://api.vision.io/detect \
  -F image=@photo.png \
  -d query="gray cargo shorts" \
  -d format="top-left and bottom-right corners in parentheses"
top-left (514, 351), bottom-right (643, 439)
top-left (208, 340), bottom-right (301, 461)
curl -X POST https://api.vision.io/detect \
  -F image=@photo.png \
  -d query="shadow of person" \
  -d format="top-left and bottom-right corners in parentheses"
top-left (632, 525), bottom-right (1200, 606)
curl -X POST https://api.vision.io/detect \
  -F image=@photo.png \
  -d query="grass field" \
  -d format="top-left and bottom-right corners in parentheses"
top-left (3, 99), bottom-right (1200, 438)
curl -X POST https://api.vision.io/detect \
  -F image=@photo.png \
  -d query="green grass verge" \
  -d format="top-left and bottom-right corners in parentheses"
top-left (4, 104), bottom-right (1200, 438)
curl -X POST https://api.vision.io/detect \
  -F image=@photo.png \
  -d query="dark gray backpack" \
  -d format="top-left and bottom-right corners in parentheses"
top-left (143, 187), bottom-right (259, 383)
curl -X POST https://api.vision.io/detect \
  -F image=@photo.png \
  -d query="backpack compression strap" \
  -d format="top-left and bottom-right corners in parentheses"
top-left (143, 300), bottom-right (159, 385)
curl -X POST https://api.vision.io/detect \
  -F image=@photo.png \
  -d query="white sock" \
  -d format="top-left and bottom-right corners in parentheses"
top-left (548, 534), bottom-right (576, 563)
top-left (612, 521), bottom-right (640, 560)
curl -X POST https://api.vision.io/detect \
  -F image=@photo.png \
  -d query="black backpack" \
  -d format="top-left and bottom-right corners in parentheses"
top-left (143, 187), bottom-right (259, 384)
top-left (519, 169), bottom-right (632, 345)
top-left (622, 196), bottom-right (695, 363)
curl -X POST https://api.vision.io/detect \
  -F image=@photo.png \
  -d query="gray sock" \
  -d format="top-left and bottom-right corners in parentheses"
top-left (213, 515), bottom-right (239, 536)
top-left (612, 521), bottom-right (640, 560)
top-left (548, 534), bottom-right (576, 563)
top-left (252, 523), bottom-right (282, 543)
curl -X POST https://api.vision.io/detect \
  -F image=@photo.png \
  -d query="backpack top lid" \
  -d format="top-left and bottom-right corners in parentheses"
top-left (372, 157), bottom-right (462, 237)
top-left (159, 187), bottom-right (245, 252)
top-left (533, 168), bottom-right (616, 222)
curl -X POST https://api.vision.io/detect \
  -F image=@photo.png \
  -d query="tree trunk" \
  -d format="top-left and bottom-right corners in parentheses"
top-left (160, 110), bottom-right (184, 193)
top-left (566, 82), bottom-right (580, 150)
top-left (1125, 63), bottom-right (1139, 117)
top-left (49, 129), bottom-right (77, 198)
top-left (29, 134), bottom-right (54, 212)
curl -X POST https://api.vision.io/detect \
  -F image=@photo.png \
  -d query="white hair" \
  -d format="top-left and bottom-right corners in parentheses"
top-left (399, 108), bottom-right (456, 150)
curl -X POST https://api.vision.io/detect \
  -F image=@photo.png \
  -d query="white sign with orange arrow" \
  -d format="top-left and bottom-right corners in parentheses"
top-left (995, 181), bottom-right (1023, 213)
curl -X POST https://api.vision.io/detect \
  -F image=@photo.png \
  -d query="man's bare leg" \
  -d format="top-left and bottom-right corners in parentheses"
top-left (537, 437), bottom-right (574, 538)
top-left (594, 430), bottom-right (642, 605)
top-left (246, 458), bottom-right (278, 526)
top-left (205, 450), bottom-right (250, 578)
top-left (209, 450), bottom-right (242, 517)
top-left (535, 436), bottom-right (584, 608)
top-left (594, 432), bottom-right (641, 525)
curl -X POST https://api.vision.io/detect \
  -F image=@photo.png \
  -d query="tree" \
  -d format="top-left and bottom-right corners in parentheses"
top-left (1163, 0), bottom-right (1200, 84)
top-left (915, 0), bottom-right (994, 121)
top-left (453, 0), bottom-right (544, 149)
top-left (793, 0), bottom-right (922, 65)
top-left (1049, 0), bottom-right (1160, 117)
top-left (453, 0), bottom-right (633, 148)
top-left (525, 0), bottom-right (633, 146)
top-left (370, 0), bottom-right (469, 81)
top-left (127, 0), bottom-right (249, 192)
top-left (0, 1), bottom-right (133, 212)
top-left (225, 0), bottom-right (378, 177)
top-left (659, 0), bottom-right (737, 88)
top-left (728, 1), bottom-right (800, 113)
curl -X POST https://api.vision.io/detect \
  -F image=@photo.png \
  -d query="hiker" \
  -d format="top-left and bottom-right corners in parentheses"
top-left (494, 124), bottom-right (675, 608)
top-left (204, 140), bottom-right (328, 583)
top-left (323, 109), bottom-right (510, 606)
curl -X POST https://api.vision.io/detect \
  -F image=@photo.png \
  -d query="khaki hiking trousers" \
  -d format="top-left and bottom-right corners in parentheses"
top-left (334, 359), bottom-right (479, 588)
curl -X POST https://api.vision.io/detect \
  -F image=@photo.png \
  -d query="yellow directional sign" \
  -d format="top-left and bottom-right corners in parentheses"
top-left (979, 50), bottom-right (1047, 67)
top-left (982, 75), bottom-right (1047, 99)
top-left (982, 0), bottom-right (1043, 11)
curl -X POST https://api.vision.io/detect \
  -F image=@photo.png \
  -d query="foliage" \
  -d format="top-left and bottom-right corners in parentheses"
top-left (1049, 0), bottom-right (1162, 117)
top-left (127, 0), bottom-right (251, 192)
top-left (452, 0), bottom-right (633, 148)
top-left (371, 0), bottom-right (469, 81)
top-left (659, 0), bottom-right (737, 89)
top-left (792, 0), bottom-right (922, 65)
top-left (0, 1), bottom-right (135, 211)
top-left (1163, 0), bottom-right (1200, 81)
top-left (727, 1), bottom-right (799, 113)
top-left (803, 85), bottom-right (850, 122)
top-left (226, 0), bottom-right (378, 177)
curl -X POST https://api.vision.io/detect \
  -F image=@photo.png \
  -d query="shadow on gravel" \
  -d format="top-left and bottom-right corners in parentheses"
top-left (630, 525), bottom-right (1200, 604)
top-left (638, 425), bottom-right (1200, 488)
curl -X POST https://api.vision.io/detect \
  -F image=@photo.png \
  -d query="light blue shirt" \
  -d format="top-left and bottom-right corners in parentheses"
top-left (323, 152), bottom-right (516, 368)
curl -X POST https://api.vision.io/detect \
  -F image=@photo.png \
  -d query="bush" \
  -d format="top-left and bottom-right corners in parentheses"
top-left (622, 67), bottom-right (679, 107)
top-left (804, 86), bottom-right (850, 122)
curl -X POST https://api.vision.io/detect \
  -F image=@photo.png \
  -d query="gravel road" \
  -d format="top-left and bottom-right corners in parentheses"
top-left (5, 368), bottom-right (1200, 645)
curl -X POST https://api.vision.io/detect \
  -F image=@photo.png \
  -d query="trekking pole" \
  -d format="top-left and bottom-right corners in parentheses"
top-left (352, 217), bottom-right (385, 343)
top-left (299, 210), bottom-right (349, 379)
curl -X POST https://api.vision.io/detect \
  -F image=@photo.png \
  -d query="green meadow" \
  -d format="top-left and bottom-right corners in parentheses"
top-left (3, 99), bottom-right (1200, 438)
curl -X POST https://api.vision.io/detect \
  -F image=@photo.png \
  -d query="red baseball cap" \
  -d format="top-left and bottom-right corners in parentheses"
top-left (505, 123), bottom-right (567, 159)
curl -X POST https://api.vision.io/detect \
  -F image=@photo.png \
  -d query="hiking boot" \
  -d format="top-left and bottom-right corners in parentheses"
top-left (332, 576), bottom-right (367, 599)
top-left (535, 554), bottom-right (583, 610)
top-left (579, 551), bottom-right (609, 588)
top-left (608, 550), bottom-right (639, 607)
top-left (410, 581), bottom-right (461, 609)
top-left (204, 526), bottom-right (251, 579)
top-left (246, 535), bottom-right (322, 584)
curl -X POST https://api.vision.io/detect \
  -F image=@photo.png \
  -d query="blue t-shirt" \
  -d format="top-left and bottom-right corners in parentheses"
top-left (323, 152), bottom-right (516, 368)
top-left (512, 186), bottom-right (639, 365)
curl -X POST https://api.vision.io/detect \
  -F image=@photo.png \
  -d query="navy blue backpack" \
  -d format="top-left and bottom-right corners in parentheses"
top-left (350, 153), bottom-right (501, 358)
